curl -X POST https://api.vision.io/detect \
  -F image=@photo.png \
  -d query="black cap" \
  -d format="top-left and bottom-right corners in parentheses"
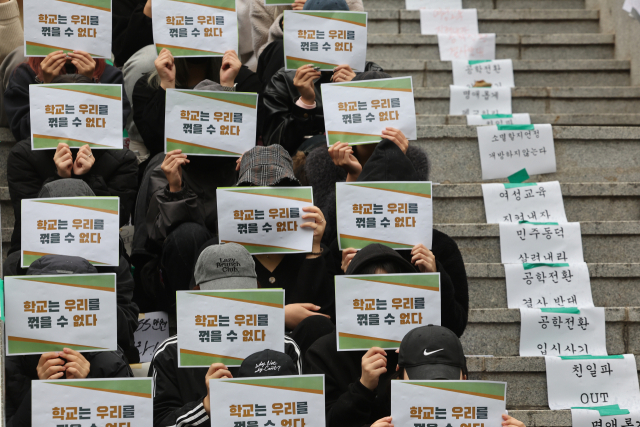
top-left (398, 325), bottom-right (467, 380)
top-left (345, 244), bottom-right (416, 275)
top-left (237, 350), bottom-right (297, 378)
top-left (27, 255), bottom-right (98, 275)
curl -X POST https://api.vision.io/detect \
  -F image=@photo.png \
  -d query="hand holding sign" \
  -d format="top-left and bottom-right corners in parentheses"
top-left (59, 348), bottom-right (91, 379)
top-left (162, 149), bottom-right (190, 192)
top-left (41, 51), bottom-right (67, 83)
top-left (204, 363), bottom-right (234, 414)
top-left (341, 247), bottom-right (358, 272)
top-left (331, 65), bottom-right (356, 83)
top-left (54, 143), bottom-right (73, 178)
top-left (73, 145), bottom-right (95, 176)
top-left (67, 51), bottom-right (96, 80)
top-left (36, 352), bottom-right (66, 380)
top-left (503, 414), bottom-right (526, 427)
top-left (328, 142), bottom-right (362, 181)
top-left (220, 50), bottom-right (242, 88)
top-left (381, 127), bottom-right (408, 153)
top-left (144, 0), bottom-right (152, 18)
top-left (411, 243), bottom-right (436, 272)
top-left (156, 48), bottom-right (176, 90)
top-left (371, 417), bottom-right (394, 427)
top-left (285, 303), bottom-right (330, 329)
top-left (294, 64), bottom-right (321, 105)
top-left (360, 347), bottom-right (388, 390)
top-left (300, 206), bottom-right (326, 253)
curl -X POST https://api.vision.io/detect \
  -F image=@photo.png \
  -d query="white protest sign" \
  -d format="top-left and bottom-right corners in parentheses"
top-left (177, 289), bottom-right (285, 367)
top-left (420, 9), bottom-right (478, 35)
top-left (520, 307), bottom-right (606, 357)
top-left (134, 311), bottom-right (170, 363)
top-left (572, 408), bottom-right (640, 427)
top-left (283, 11), bottom-right (367, 71)
top-left (152, 0), bottom-right (238, 57)
top-left (4, 274), bottom-right (117, 355)
top-left (23, 0), bottom-right (112, 58)
top-left (467, 113), bottom-right (531, 126)
top-left (32, 378), bottom-right (153, 426)
top-left (449, 85), bottom-right (511, 116)
top-left (216, 187), bottom-right (314, 255)
top-left (336, 181), bottom-right (432, 250)
top-left (452, 59), bottom-right (515, 88)
top-left (322, 77), bottom-right (417, 146)
top-left (545, 355), bottom-right (640, 410)
top-left (335, 273), bottom-right (440, 351)
top-left (392, 381), bottom-right (507, 426)
top-left (477, 124), bottom-right (556, 180)
top-left (210, 375), bottom-right (325, 426)
top-left (438, 33), bottom-right (496, 61)
top-left (165, 89), bottom-right (257, 156)
top-left (499, 221), bottom-right (584, 264)
top-left (481, 181), bottom-right (567, 224)
top-left (29, 84), bottom-right (123, 150)
top-left (505, 262), bottom-right (593, 309)
top-left (623, 0), bottom-right (640, 12)
top-left (406, 0), bottom-right (461, 9)
top-left (21, 197), bottom-right (120, 268)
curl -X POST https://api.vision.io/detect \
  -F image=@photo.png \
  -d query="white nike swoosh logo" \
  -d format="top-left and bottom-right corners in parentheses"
top-left (424, 349), bottom-right (444, 357)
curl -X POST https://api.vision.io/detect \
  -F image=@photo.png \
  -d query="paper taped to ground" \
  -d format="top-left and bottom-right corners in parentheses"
top-left (481, 181), bottom-right (567, 224)
top-left (572, 408), bottom-right (640, 427)
top-left (420, 9), bottom-right (478, 35)
top-left (449, 85), bottom-right (511, 115)
top-left (438, 33), bottom-right (496, 61)
top-left (452, 59), bottom-right (515, 88)
top-left (406, 0), bottom-right (461, 9)
top-left (467, 114), bottom-right (531, 126)
top-left (499, 221), bottom-right (584, 264)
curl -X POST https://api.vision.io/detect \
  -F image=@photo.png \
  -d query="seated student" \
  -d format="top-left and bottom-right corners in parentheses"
top-left (3, 180), bottom-right (141, 363)
top-left (4, 50), bottom-right (131, 142)
top-left (0, 0), bottom-right (23, 127)
top-left (305, 324), bottom-right (526, 427)
top-left (5, 255), bottom-right (134, 427)
top-left (149, 243), bottom-right (302, 427)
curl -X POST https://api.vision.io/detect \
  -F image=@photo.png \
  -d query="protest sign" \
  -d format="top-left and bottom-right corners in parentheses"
top-left (467, 113), bottom-right (531, 126)
top-left (406, 0), bottom-right (462, 9)
top-left (283, 11), bottom-right (367, 71)
top-left (520, 307), bottom-right (606, 357)
top-left (29, 84), bottom-right (123, 150)
top-left (438, 33), bottom-right (496, 61)
top-left (499, 221), bottom-right (584, 264)
top-left (21, 197), bottom-right (120, 268)
top-left (210, 375), bottom-right (325, 426)
top-left (481, 181), bottom-right (567, 224)
top-left (572, 408), bottom-right (640, 427)
top-left (152, 0), bottom-right (238, 57)
top-left (134, 311), bottom-right (170, 363)
top-left (32, 378), bottom-right (152, 426)
top-left (392, 380), bottom-right (507, 426)
top-left (177, 289), bottom-right (285, 367)
top-left (477, 124), bottom-right (556, 180)
top-left (4, 274), bottom-right (117, 355)
top-left (449, 85), bottom-right (511, 116)
top-left (23, 0), bottom-right (112, 58)
top-left (216, 187), bottom-right (314, 254)
top-left (505, 262), bottom-right (593, 309)
top-left (420, 9), bottom-right (478, 35)
top-left (321, 76), bottom-right (417, 146)
top-left (335, 273), bottom-right (440, 351)
top-left (165, 89), bottom-right (257, 156)
top-left (545, 354), bottom-right (640, 410)
top-left (623, 0), bottom-right (640, 12)
top-left (452, 59), bottom-right (515, 88)
top-left (335, 181), bottom-right (432, 250)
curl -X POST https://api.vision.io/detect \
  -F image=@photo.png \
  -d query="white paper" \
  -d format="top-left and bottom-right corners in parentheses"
top-left (449, 85), bottom-right (511, 116)
top-left (545, 355), bottom-right (640, 410)
top-left (499, 222), bottom-right (584, 264)
top-left (29, 84), bottom-right (123, 150)
top-left (283, 11), bottom-right (367, 71)
top-left (152, 0), bottom-right (238, 57)
top-left (477, 124), bottom-right (556, 180)
top-left (505, 262), bottom-right (593, 309)
top-left (420, 9), bottom-right (478, 35)
top-left (520, 307), bottom-right (606, 357)
top-left (467, 113), bottom-right (531, 126)
top-left (321, 76), bottom-right (417, 146)
top-left (572, 408), bottom-right (640, 427)
top-left (406, 0), bottom-right (461, 9)
top-left (134, 311), bottom-right (170, 363)
top-left (623, 0), bottom-right (640, 12)
top-left (452, 59), bottom-right (515, 88)
top-left (335, 273), bottom-right (440, 351)
top-left (481, 181), bottom-right (567, 224)
top-left (438, 33), bottom-right (496, 60)
top-left (335, 181), bottom-right (433, 250)
top-left (23, 0), bottom-right (112, 58)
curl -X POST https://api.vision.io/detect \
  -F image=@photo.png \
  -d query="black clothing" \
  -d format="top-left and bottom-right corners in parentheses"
top-left (112, 0), bottom-right (153, 67)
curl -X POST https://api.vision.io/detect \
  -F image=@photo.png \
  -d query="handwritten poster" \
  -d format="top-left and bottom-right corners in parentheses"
top-left (499, 221), bottom-right (584, 264)
top-left (452, 59), bottom-right (515, 88)
top-left (438, 33), bottom-right (496, 61)
top-left (481, 181), bottom-right (567, 224)
top-left (420, 9), bottom-right (478, 35)
top-left (406, 0), bottom-right (461, 9)
top-left (449, 85), bottom-right (511, 116)
top-left (572, 408), bottom-right (640, 427)
top-left (467, 113), bottom-right (531, 126)
top-left (134, 311), bottom-right (170, 363)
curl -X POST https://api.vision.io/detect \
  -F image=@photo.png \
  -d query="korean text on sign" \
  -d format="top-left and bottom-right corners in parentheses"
top-left (335, 273), bottom-right (440, 351)
top-left (452, 59), bottom-right (515, 88)
top-left (571, 408), bottom-right (640, 427)
top-left (405, 0), bottom-right (462, 10)
top-left (467, 113), bottom-right (531, 126)
top-left (499, 221), bottom-right (584, 264)
top-left (29, 84), bottom-right (123, 150)
top-left (21, 197), bottom-right (120, 267)
top-left (481, 181), bottom-right (567, 224)
top-left (134, 311), bottom-right (170, 363)
top-left (177, 290), bottom-right (285, 367)
top-left (23, 0), bottom-right (112, 58)
top-left (420, 9), bottom-right (479, 35)
top-left (438, 33), bottom-right (496, 61)
top-left (449, 85), bottom-right (511, 116)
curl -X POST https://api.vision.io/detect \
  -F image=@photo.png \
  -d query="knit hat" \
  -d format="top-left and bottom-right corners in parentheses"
top-left (38, 178), bottom-right (95, 198)
top-left (236, 145), bottom-right (300, 187)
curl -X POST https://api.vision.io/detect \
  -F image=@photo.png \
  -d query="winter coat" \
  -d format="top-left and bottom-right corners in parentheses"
top-left (112, 0), bottom-right (154, 67)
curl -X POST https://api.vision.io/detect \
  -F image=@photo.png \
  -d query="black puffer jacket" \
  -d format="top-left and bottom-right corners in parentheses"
top-left (112, 0), bottom-right (153, 67)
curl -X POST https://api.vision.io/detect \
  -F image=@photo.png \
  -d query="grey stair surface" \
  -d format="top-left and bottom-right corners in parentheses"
top-left (367, 0), bottom-right (586, 10)
top-left (418, 114), bottom-right (640, 125)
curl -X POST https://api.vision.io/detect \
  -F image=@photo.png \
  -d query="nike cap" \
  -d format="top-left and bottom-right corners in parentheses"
top-left (237, 349), bottom-right (297, 378)
top-left (398, 325), bottom-right (467, 380)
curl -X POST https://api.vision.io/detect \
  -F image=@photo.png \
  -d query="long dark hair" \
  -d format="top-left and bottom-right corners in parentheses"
top-left (147, 57), bottom-right (222, 89)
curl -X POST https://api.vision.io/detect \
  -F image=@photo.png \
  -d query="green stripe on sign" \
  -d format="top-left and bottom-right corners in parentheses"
top-left (328, 134), bottom-right (379, 145)
top-left (540, 307), bottom-right (580, 314)
top-left (166, 141), bottom-right (241, 157)
top-left (221, 187), bottom-right (313, 202)
top-left (469, 60), bottom-right (492, 65)
top-left (285, 57), bottom-right (335, 71)
top-left (180, 351), bottom-right (242, 367)
top-left (42, 84), bottom-right (121, 98)
top-left (295, 11), bottom-right (367, 26)
top-left (482, 114), bottom-right (512, 119)
top-left (572, 405), bottom-right (630, 416)
top-left (352, 274), bottom-right (439, 290)
top-left (227, 376), bottom-right (324, 392)
top-left (518, 220), bottom-right (559, 225)
top-left (190, 290), bottom-right (284, 307)
top-left (349, 182), bottom-right (431, 196)
top-left (156, 46), bottom-right (223, 57)
top-left (234, 243), bottom-right (304, 255)
top-left (523, 263), bottom-right (570, 270)
top-left (26, 44), bottom-right (75, 56)
top-left (8, 340), bottom-right (104, 355)
top-left (332, 77), bottom-right (412, 90)
top-left (178, 90), bottom-right (257, 107)
top-left (33, 197), bottom-right (119, 213)
top-left (405, 381), bottom-right (506, 399)
top-left (497, 124), bottom-right (535, 131)
top-left (560, 355), bottom-right (624, 360)
top-left (339, 236), bottom-right (413, 250)
top-left (339, 334), bottom-right (399, 350)
top-left (265, 0), bottom-right (295, 4)
top-left (32, 137), bottom-right (110, 150)
top-left (170, 0), bottom-right (236, 10)
top-left (46, 379), bottom-right (152, 396)
top-left (503, 182), bottom-right (537, 189)
top-left (61, 0), bottom-right (111, 10)
top-left (15, 274), bottom-right (115, 289)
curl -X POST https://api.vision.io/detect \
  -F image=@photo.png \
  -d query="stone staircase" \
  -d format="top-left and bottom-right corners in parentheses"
top-left (363, 0), bottom-right (640, 424)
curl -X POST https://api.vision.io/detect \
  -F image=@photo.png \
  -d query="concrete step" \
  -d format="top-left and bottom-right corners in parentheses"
top-left (507, 410), bottom-right (569, 427)
top-left (417, 113), bottom-right (640, 126)
top-left (435, 221), bottom-right (640, 263)
top-left (369, 9), bottom-right (601, 35)
top-left (433, 183), bottom-right (640, 224)
top-left (378, 59), bottom-right (630, 87)
top-left (368, 34), bottom-right (615, 60)
top-left (415, 125), bottom-right (640, 184)
top-left (466, 263), bottom-right (640, 309)
top-left (364, 0), bottom-right (586, 10)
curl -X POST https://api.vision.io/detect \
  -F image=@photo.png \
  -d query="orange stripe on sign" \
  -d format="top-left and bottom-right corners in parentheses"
top-left (351, 277), bottom-right (438, 292)
top-left (180, 348), bottom-right (245, 360)
top-left (189, 293), bottom-right (284, 309)
top-left (349, 184), bottom-right (432, 199)
top-left (285, 56), bottom-right (339, 67)
top-left (302, 14), bottom-right (366, 27)
top-left (32, 199), bottom-right (118, 215)
top-left (223, 191), bottom-right (311, 203)
top-left (327, 131), bottom-right (380, 138)
top-left (169, 0), bottom-right (235, 11)
top-left (409, 384), bottom-right (506, 401)
top-left (16, 279), bottom-right (115, 292)
top-left (156, 44), bottom-right (223, 54)
top-left (338, 332), bottom-right (401, 344)
top-left (335, 85), bottom-right (412, 92)
top-left (55, 0), bottom-right (111, 11)
top-left (184, 92), bottom-right (256, 109)
top-left (45, 86), bottom-right (121, 101)
top-left (230, 382), bottom-right (325, 395)
top-left (166, 138), bottom-right (242, 155)
top-left (8, 336), bottom-right (106, 349)
top-left (339, 234), bottom-right (412, 246)
top-left (32, 134), bottom-right (112, 148)
top-left (47, 383), bottom-right (152, 399)
top-left (23, 251), bottom-right (108, 265)
top-left (25, 41), bottom-right (101, 57)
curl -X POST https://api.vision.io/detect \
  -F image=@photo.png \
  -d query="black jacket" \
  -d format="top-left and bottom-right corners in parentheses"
top-left (6, 139), bottom-right (139, 254)
top-left (5, 348), bottom-right (133, 427)
top-left (261, 62), bottom-right (383, 156)
top-left (148, 335), bottom-right (302, 427)
top-left (112, 0), bottom-right (154, 67)
top-left (4, 63), bottom-right (131, 142)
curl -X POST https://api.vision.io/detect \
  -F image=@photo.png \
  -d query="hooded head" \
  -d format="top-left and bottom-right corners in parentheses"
top-left (38, 179), bottom-right (95, 198)
top-left (303, 0), bottom-right (349, 10)
top-left (346, 243), bottom-right (417, 275)
top-left (236, 145), bottom-right (300, 187)
top-left (194, 243), bottom-right (257, 290)
top-left (27, 255), bottom-right (98, 275)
